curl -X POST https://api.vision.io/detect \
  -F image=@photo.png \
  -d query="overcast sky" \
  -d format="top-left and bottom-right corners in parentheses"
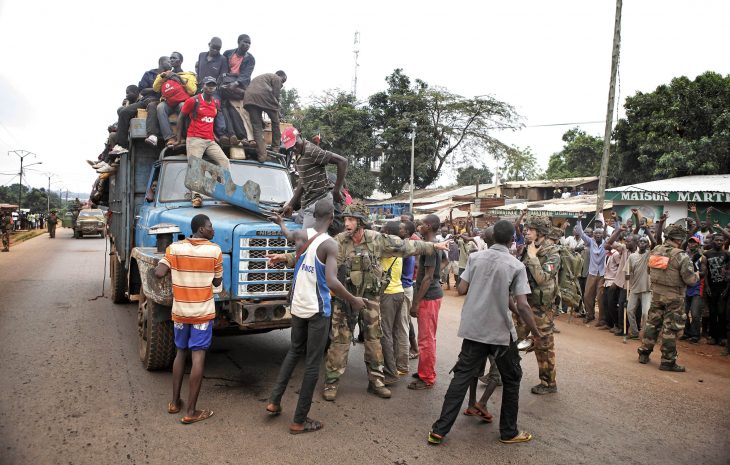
top-left (0, 0), bottom-right (727, 196)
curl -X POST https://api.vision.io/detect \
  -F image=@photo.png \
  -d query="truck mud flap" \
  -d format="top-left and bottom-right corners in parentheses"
top-left (184, 157), bottom-right (265, 214)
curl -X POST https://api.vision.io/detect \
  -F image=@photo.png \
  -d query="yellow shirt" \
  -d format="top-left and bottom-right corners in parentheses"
top-left (381, 256), bottom-right (404, 294)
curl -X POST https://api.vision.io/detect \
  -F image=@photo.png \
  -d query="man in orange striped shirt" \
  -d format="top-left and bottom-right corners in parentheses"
top-left (155, 214), bottom-right (222, 424)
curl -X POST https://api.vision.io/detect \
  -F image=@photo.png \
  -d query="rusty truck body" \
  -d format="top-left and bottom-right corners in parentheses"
top-left (107, 116), bottom-right (298, 370)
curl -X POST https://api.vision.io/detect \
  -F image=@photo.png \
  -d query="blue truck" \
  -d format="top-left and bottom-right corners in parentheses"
top-left (107, 120), bottom-right (299, 370)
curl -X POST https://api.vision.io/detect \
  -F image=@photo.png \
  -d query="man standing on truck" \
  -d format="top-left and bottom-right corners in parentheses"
top-left (177, 77), bottom-right (230, 208)
top-left (280, 127), bottom-right (348, 231)
top-left (155, 214), bottom-right (222, 424)
top-left (243, 71), bottom-right (287, 163)
top-left (265, 199), bottom-right (367, 434)
top-left (223, 34), bottom-right (256, 145)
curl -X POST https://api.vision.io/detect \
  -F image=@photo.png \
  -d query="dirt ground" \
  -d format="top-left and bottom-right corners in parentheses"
top-left (1, 234), bottom-right (728, 465)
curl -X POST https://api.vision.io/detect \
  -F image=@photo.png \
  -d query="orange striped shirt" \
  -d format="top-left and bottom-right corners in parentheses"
top-left (159, 238), bottom-right (223, 324)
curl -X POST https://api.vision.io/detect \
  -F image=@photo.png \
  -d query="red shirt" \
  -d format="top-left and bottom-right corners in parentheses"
top-left (181, 95), bottom-right (219, 140)
top-left (161, 79), bottom-right (189, 106)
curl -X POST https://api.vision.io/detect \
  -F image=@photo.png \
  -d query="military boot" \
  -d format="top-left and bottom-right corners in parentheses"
top-left (367, 381), bottom-right (392, 399)
top-left (637, 349), bottom-right (650, 364)
top-left (530, 384), bottom-right (557, 395)
top-left (659, 363), bottom-right (686, 372)
top-left (322, 383), bottom-right (338, 401)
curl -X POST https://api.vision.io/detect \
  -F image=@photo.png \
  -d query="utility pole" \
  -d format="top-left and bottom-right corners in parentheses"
top-left (409, 123), bottom-right (416, 214)
top-left (596, 0), bottom-right (622, 215)
top-left (352, 31), bottom-right (360, 98)
top-left (8, 150), bottom-right (38, 214)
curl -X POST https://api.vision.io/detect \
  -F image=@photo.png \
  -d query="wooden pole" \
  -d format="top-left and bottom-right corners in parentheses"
top-left (596, 0), bottom-right (622, 215)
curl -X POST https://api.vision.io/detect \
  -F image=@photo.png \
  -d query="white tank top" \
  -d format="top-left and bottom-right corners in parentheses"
top-left (291, 229), bottom-right (332, 318)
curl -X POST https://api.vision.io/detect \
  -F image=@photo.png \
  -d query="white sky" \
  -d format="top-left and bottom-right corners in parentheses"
top-left (0, 0), bottom-right (728, 195)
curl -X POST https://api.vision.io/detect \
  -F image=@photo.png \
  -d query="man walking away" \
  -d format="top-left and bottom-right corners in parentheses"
top-left (1, 211), bottom-right (11, 251)
top-left (428, 220), bottom-right (542, 445)
top-left (48, 210), bottom-right (58, 239)
top-left (265, 200), bottom-right (366, 434)
top-left (155, 214), bottom-right (222, 424)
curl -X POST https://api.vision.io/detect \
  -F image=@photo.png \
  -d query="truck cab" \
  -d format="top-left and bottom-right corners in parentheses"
top-left (107, 132), bottom-right (300, 370)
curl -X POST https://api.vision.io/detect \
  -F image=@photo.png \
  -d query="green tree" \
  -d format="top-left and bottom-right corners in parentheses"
top-left (292, 91), bottom-right (378, 199)
top-left (0, 184), bottom-right (63, 211)
top-left (545, 128), bottom-right (603, 179)
top-left (279, 88), bottom-right (301, 121)
top-left (455, 165), bottom-right (494, 186)
top-left (501, 146), bottom-right (541, 181)
top-left (370, 69), bottom-right (520, 195)
top-left (613, 71), bottom-right (730, 185)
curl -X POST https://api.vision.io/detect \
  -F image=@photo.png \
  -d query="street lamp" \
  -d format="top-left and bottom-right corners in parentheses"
top-left (409, 122), bottom-right (416, 214)
top-left (8, 149), bottom-right (41, 213)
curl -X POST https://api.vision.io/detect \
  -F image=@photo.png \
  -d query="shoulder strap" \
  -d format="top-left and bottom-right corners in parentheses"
top-left (191, 94), bottom-right (201, 120)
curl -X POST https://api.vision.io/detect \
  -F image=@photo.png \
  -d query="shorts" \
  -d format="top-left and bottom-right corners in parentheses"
top-left (174, 320), bottom-right (213, 351)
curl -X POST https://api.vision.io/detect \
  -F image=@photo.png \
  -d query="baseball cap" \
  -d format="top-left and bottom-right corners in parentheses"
top-left (202, 76), bottom-right (217, 86)
top-left (688, 236), bottom-right (700, 244)
top-left (281, 127), bottom-right (300, 150)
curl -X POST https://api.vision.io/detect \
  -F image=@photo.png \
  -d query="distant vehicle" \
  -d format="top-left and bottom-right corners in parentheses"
top-left (62, 212), bottom-right (74, 228)
top-left (74, 209), bottom-right (106, 238)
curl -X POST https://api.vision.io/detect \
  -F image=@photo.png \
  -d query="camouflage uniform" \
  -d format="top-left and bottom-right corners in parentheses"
top-left (284, 202), bottom-right (438, 399)
top-left (518, 216), bottom-right (561, 393)
top-left (638, 225), bottom-right (698, 370)
top-left (1, 212), bottom-right (11, 251)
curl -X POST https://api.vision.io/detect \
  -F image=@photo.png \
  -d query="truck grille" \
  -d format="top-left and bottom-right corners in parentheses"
top-left (238, 233), bottom-right (295, 298)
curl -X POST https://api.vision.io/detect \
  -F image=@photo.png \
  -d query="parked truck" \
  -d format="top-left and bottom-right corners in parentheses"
top-left (107, 116), bottom-right (299, 370)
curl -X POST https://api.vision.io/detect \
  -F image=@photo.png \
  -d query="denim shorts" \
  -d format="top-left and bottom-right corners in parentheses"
top-left (174, 320), bottom-right (213, 351)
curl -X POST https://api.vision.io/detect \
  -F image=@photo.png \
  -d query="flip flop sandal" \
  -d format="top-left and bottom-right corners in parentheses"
top-left (427, 431), bottom-right (444, 445)
top-left (463, 406), bottom-right (493, 423)
top-left (168, 400), bottom-right (183, 414)
top-left (289, 418), bottom-right (323, 434)
top-left (500, 431), bottom-right (533, 444)
top-left (180, 409), bottom-right (214, 424)
top-left (266, 404), bottom-right (282, 416)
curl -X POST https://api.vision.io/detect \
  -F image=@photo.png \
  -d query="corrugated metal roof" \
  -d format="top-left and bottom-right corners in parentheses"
top-left (502, 176), bottom-right (598, 189)
top-left (485, 194), bottom-right (611, 216)
top-left (367, 183), bottom-right (497, 206)
top-left (606, 175), bottom-right (730, 193)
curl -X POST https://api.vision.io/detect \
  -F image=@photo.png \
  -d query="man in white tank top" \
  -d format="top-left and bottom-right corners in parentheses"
top-left (265, 199), bottom-right (367, 434)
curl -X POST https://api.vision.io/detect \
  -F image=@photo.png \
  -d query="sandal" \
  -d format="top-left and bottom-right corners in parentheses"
top-left (427, 431), bottom-right (444, 445)
top-left (463, 405), bottom-right (493, 423)
top-left (500, 431), bottom-right (533, 444)
top-left (407, 379), bottom-right (434, 390)
top-left (167, 400), bottom-right (183, 414)
top-left (266, 404), bottom-right (281, 416)
top-left (180, 409), bottom-right (214, 424)
top-left (289, 417), bottom-right (323, 434)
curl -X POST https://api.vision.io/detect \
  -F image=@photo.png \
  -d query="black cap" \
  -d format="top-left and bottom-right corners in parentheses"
top-left (203, 76), bottom-right (217, 86)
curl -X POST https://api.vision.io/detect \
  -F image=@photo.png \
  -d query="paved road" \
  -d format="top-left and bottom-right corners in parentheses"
top-left (1, 232), bottom-right (729, 465)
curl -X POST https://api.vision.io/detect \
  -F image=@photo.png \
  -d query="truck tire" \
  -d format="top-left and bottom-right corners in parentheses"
top-left (110, 252), bottom-right (128, 304)
top-left (138, 294), bottom-right (175, 371)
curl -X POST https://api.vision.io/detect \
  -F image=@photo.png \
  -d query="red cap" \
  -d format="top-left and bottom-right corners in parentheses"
top-left (281, 127), bottom-right (300, 149)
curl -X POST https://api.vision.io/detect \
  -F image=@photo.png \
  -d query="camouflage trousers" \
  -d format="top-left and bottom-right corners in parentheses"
top-left (639, 294), bottom-right (686, 364)
top-left (2, 230), bottom-right (9, 249)
top-left (325, 298), bottom-right (385, 386)
top-left (516, 305), bottom-right (556, 387)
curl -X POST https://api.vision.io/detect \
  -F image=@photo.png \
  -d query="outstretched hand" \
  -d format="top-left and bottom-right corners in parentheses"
top-left (265, 253), bottom-right (287, 265)
top-left (268, 212), bottom-right (284, 226)
top-left (434, 240), bottom-right (452, 251)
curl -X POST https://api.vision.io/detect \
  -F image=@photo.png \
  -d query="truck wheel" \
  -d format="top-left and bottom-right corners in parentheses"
top-left (110, 252), bottom-right (128, 304)
top-left (138, 294), bottom-right (175, 371)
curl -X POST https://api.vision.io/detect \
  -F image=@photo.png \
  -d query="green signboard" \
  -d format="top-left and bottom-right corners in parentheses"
top-left (606, 191), bottom-right (730, 203)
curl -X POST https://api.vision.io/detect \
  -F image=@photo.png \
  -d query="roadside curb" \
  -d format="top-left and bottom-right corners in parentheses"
top-left (9, 229), bottom-right (47, 246)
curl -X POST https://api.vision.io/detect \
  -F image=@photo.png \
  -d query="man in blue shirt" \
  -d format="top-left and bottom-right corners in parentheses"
top-left (576, 212), bottom-right (611, 324)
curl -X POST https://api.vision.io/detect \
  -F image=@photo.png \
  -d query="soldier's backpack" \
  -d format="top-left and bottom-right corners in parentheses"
top-left (556, 246), bottom-right (584, 308)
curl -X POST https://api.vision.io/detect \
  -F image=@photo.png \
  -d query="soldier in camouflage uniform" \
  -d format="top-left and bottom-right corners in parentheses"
top-left (638, 224), bottom-right (699, 372)
top-left (290, 201), bottom-right (450, 401)
top-left (517, 216), bottom-right (561, 394)
top-left (1, 210), bottom-right (11, 252)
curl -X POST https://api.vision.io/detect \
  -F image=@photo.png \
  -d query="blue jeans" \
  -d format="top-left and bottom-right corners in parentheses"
top-left (157, 101), bottom-right (184, 141)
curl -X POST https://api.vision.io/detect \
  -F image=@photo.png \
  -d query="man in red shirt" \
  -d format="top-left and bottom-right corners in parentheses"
top-left (177, 77), bottom-right (231, 207)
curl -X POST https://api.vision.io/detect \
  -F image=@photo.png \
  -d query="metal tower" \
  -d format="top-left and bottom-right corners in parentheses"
top-left (352, 31), bottom-right (360, 97)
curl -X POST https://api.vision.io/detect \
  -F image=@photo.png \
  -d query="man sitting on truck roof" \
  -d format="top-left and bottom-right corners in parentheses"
top-left (113, 56), bottom-right (169, 154)
top-left (150, 52), bottom-right (198, 147)
top-left (177, 77), bottom-right (230, 208)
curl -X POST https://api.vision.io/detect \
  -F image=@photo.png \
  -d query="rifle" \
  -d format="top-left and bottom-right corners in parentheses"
top-left (337, 263), bottom-right (359, 346)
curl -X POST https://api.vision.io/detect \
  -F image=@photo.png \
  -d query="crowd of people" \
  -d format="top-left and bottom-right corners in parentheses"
top-left (85, 33), bottom-right (288, 208)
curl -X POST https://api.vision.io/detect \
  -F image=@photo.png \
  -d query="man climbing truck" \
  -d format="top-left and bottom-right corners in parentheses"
top-left (106, 108), bottom-right (299, 370)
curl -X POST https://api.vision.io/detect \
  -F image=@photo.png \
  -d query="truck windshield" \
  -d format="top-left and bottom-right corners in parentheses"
top-left (158, 161), bottom-right (293, 204)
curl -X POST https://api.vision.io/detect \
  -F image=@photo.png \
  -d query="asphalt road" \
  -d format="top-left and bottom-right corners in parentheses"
top-left (1, 231), bottom-right (729, 465)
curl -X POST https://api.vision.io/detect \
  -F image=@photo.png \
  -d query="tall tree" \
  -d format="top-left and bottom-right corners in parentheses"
top-left (545, 128), bottom-right (603, 179)
top-left (455, 165), bottom-right (494, 186)
top-left (279, 88), bottom-right (301, 121)
top-left (292, 91), bottom-right (378, 198)
top-left (613, 71), bottom-right (730, 185)
top-left (370, 69), bottom-right (520, 195)
top-left (501, 146), bottom-right (541, 182)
